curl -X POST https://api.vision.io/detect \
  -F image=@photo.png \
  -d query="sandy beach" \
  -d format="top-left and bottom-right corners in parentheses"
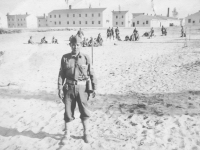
top-left (0, 27), bottom-right (200, 150)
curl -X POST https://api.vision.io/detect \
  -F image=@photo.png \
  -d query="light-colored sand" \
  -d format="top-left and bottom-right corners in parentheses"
top-left (0, 27), bottom-right (200, 150)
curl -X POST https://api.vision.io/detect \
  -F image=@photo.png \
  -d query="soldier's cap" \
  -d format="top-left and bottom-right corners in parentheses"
top-left (70, 36), bottom-right (82, 44)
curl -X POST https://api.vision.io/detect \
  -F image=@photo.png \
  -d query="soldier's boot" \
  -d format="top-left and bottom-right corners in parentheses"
top-left (63, 122), bottom-right (71, 140)
top-left (82, 119), bottom-right (90, 143)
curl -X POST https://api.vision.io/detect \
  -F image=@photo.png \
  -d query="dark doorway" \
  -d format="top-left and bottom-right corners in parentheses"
top-left (132, 22), bottom-right (135, 27)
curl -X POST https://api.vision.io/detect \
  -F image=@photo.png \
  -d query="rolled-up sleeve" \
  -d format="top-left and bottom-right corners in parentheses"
top-left (58, 57), bottom-right (65, 90)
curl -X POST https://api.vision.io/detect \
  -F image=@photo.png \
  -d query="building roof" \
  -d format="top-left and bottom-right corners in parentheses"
top-left (186, 10), bottom-right (200, 18)
top-left (37, 16), bottom-right (45, 19)
top-left (49, 8), bottom-right (106, 14)
top-left (7, 14), bottom-right (29, 17)
top-left (112, 11), bottom-right (128, 14)
top-left (133, 14), bottom-right (164, 20)
top-left (132, 13), bottom-right (144, 18)
top-left (156, 15), bottom-right (178, 20)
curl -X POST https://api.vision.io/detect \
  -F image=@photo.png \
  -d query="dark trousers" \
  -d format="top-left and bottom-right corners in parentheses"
top-left (63, 84), bottom-right (90, 123)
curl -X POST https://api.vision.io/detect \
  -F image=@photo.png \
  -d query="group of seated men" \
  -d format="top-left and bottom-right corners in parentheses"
top-left (124, 28), bottom-right (140, 41)
top-left (82, 33), bottom-right (103, 47)
top-left (28, 36), bottom-right (58, 44)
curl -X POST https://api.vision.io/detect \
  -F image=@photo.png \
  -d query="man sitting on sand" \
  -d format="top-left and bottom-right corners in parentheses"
top-left (134, 31), bottom-right (140, 41)
top-left (88, 37), bottom-right (93, 47)
top-left (129, 33), bottom-right (135, 41)
top-left (28, 36), bottom-right (34, 44)
top-left (124, 35), bottom-right (130, 41)
top-left (41, 37), bottom-right (48, 44)
top-left (55, 39), bottom-right (58, 44)
top-left (148, 28), bottom-right (155, 39)
top-left (82, 38), bottom-right (88, 47)
top-left (96, 33), bottom-right (103, 46)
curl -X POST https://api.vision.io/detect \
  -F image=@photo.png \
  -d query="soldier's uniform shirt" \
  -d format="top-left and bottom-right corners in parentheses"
top-left (58, 52), bottom-right (97, 122)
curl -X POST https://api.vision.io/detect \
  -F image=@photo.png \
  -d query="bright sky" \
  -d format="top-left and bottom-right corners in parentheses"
top-left (0, 0), bottom-right (199, 18)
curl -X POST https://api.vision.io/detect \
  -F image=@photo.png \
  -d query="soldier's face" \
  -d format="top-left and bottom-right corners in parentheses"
top-left (70, 42), bottom-right (81, 54)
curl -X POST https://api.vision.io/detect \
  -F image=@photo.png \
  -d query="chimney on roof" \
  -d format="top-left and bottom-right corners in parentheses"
top-left (167, 8), bottom-right (169, 17)
top-left (69, 5), bottom-right (72, 9)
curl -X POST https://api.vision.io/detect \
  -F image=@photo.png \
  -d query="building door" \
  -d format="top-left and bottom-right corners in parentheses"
top-left (132, 22), bottom-right (135, 27)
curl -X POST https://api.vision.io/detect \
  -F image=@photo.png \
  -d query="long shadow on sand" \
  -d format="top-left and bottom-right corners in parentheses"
top-left (0, 126), bottom-right (63, 140)
top-left (0, 88), bottom-right (200, 117)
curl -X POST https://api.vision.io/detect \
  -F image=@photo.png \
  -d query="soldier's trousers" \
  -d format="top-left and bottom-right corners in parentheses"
top-left (63, 84), bottom-right (91, 123)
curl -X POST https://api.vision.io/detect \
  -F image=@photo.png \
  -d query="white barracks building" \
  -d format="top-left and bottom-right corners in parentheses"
top-left (47, 5), bottom-right (111, 27)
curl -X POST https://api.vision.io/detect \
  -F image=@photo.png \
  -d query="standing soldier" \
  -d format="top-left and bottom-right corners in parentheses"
top-left (115, 27), bottom-right (119, 40)
top-left (77, 28), bottom-right (84, 39)
top-left (111, 27), bottom-right (115, 40)
top-left (58, 35), bottom-right (97, 143)
top-left (107, 27), bottom-right (111, 40)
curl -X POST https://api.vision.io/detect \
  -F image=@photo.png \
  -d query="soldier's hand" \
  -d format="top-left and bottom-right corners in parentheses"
top-left (92, 90), bottom-right (96, 98)
top-left (58, 90), bottom-right (64, 100)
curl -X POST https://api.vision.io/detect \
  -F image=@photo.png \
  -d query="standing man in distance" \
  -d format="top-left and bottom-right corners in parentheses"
top-left (58, 36), bottom-right (97, 143)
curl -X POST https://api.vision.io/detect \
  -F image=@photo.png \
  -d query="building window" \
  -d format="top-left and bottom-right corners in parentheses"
top-left (67, 14), bottom-right (69, 17)
top-left (21, 24), bottom-right (22, 26)
top-left (85, 14), bottom-right (87, 17)
top-left (79, 14), bottom-right (81, 17)
top-left (146, 21), bottom-right (148, 24)
top-left (98, 13), bottom-right (100, 17)
top-left (73, 21), bottom-right (75, 24)
top-left (67, 21), bottom-right (69, 24)
top-left (21, 19), bottom-right (22, 21)
top-left (55, 22), bottom-right (56, 25)
top-left (122, 15), bottom-right (123, 18)
top-left (24, 19), bottom-right (25, 21)
top-left (59, 14), bottom-right (61, 18)
top-left (122, 22), bottom-right (123, 25)
top-left (188, 19), bottom-right (191, 23)
top-left (98, 21), bottom-right (101, 24)
top-left (92, 21), bottom-right (94, 24)
top-left (137, 21), bottom-right (139, 24)
top-left (54, 15), bottom-right (56, 18)
top-left (18, 19), bottom-right (19, 21)
top-left (39, 24), bottom-right (40, 27)
top-left (59, 21), bottom-right (61, 25)
top-left (116, 16), bottom-right (118, 19)
top-left (85, 21), bottom-right (87, 24)
top-left (79, 21), bottom-right (81, 24)
top-left (116, 22), bottom-right (118, 25)
top-left (50, 15), bottom-right (52, 18)
top-left (193, 21), bottom-right (195, 23)
top-left (73, 14), bottom-right (75, 17)
top-left (39, 20), bottom-right (40, 22)
top-left (12, 19), bottom-right (14, 21)
top-left (92, 14), bottom-right (94, 17)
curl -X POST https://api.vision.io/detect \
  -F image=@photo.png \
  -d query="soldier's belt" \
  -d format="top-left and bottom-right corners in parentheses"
top-left (66, 78), bottom-right (86, 85)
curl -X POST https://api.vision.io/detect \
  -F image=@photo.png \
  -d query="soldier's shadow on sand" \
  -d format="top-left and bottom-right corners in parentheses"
top-left (0, 126), bottom-right (63, 140)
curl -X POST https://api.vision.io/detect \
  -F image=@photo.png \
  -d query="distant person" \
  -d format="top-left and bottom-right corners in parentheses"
top-left (148, 27), bottom-right (154, 39)
top-left (129, 33), bottom-right (135, 41)
top-left (77, 28), bottom-right (84, 39)
top-left (161, 26), bottom-right (167, 36)
top-left (134, 31), bottom-right (140, 41)
top-left (55, 39), bottom-right (58, 44)
top-left (28, 36), bottom-right (34, 44)
top-left (107, 27), bottom-right (112, 40)
top-left (111, 27), bottom-right (114, 40)
top-left (41, 37), bottom-right (48, 44)
top-left (96, 33), bottom-right (103, 46)
top-left (181, 26), bottom-right (186, 37)
top-left (115, 27), bottom-right (119, 40)
top-left (82, 38), bottom-right (88, 47)
top-left (52, 36), bottom-right (55, 43)
top-left (124, 35), bottom-right (130, 41)
top-left (133, 28), bottom-right (138, 34)
top-left (88, 37), bottom-right (93, 47)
